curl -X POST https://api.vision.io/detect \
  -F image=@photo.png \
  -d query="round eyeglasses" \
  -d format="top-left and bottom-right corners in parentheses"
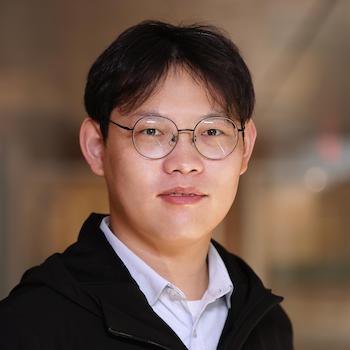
top-left (109, 115), bottom-right (245, 160)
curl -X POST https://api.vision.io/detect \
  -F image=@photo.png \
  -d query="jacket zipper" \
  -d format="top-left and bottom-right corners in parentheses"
top-left (108, 327), bottom-right (172, 350)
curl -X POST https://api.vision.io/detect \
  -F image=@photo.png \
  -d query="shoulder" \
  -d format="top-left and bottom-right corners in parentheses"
top-left (0, 286), bottom-right (59, 347)
top-left (0, 284), bottom-right (105, 350)
top-left (1, 282), bottom-right (68, 314)
top-left (0, 283), bottom-right (78, 324)
top-left (212, 240), bottom-right (294, 348)
top-left (248, 304), bottom-right (294, 349)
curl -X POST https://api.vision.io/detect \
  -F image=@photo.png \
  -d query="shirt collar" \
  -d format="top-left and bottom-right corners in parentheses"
top-left (100, 216), bottom-right (233, 307)
top-left (206, 243), bottom-right (234, 308)
top-left (100, 216), bottom-right (169, 306)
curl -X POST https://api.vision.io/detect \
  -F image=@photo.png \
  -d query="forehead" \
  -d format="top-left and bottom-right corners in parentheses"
top-left (113, 68), bottom-right (228, 125)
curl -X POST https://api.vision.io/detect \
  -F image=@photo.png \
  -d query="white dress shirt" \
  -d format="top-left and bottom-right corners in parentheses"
top-left (100, 216), bottom-right (233, 350)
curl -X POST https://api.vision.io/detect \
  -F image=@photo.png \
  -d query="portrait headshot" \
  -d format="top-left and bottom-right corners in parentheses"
top-left (1, 2), bottom-right (349, 350)
top-left (0, 19), bottom-right (293, 350)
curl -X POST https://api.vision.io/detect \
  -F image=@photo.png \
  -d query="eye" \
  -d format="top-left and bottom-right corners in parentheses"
top-left (140, 128), bottom-right (161, 136)
top-left (203, 128), bottom-right (223, 136)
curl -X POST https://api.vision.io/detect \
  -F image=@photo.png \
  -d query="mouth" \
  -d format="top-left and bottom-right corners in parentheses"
top-left (157, 187), bottom-right (208, 205)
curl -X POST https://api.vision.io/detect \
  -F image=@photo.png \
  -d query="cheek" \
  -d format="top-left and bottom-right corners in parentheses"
top-left (216, 177), bottom-right (239, 208)
top-left (104, 148), bottom-right (158, 203)
top-left (210, 160), bottom-right (242, 211)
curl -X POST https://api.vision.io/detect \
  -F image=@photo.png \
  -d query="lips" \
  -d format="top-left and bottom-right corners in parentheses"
top-left (158, 187), bottom-right (207, 204)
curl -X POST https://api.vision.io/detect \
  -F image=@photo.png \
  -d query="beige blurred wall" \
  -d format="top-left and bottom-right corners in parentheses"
top-left (1, 1), bottom-right (350, 349)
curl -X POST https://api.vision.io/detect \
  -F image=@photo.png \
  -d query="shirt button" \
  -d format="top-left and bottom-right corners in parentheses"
top-left (167, 288), bottom-right (181, 300)
top-left (192, 329), bottom-right (197, 338)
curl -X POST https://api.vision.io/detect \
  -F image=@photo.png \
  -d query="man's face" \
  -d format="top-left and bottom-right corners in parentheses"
top-left (88, 69), bottom-right (255, 249)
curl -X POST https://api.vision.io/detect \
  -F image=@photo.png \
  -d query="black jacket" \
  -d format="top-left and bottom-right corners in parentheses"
top-left (0, 213), bottom-right (293, 349)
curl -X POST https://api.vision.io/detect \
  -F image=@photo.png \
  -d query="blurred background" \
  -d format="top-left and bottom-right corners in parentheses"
top-left (0, 0), bottom-right (349, 348)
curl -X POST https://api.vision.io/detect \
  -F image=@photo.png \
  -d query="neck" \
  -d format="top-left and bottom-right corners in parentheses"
top-left (109, 218), bottom-right (210, 300)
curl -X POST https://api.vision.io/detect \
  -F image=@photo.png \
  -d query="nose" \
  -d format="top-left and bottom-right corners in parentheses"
top-left (162, 132), bottom-right (204, 175)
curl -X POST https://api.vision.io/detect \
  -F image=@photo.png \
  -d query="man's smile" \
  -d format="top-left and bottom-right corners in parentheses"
top-left (158, 186), bottom-right (208, 204)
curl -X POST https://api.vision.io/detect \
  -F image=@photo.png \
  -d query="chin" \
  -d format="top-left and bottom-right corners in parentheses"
top-left (155, 222), bottom-right (213, 244)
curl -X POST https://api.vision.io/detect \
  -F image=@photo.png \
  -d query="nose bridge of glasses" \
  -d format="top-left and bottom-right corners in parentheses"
top-left (175, 128), bottom-right (196, 142)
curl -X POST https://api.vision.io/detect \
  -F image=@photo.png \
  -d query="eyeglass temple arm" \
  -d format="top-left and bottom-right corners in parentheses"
top-left (238, 124), bottom-right (245, 140)
top-left (109, 120), bottom-right (133, 131)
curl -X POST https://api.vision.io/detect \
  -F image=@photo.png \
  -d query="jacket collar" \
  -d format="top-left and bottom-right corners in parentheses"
top-left (62, 213), bottom-right (187, 349)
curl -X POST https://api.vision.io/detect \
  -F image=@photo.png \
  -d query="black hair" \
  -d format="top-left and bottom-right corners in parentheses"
top-left (84, 20), bottom-right (255, 140)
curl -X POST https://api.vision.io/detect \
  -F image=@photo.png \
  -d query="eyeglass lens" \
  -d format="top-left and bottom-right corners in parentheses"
top-left (132, 116), bottom-right (239, 160)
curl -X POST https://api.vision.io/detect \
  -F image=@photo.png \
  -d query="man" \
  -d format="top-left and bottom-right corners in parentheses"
top-left (0, 20), bottom-right (293, 349)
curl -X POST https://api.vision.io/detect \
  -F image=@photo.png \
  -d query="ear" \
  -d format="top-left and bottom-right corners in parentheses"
top-left (240, 120), bottom-right (257, 175)
top-left (79, 117), bottom-right (105, 176)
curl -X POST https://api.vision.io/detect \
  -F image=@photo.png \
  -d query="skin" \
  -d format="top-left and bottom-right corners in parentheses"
top-left (80, 68), bottom-right (256, 299)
